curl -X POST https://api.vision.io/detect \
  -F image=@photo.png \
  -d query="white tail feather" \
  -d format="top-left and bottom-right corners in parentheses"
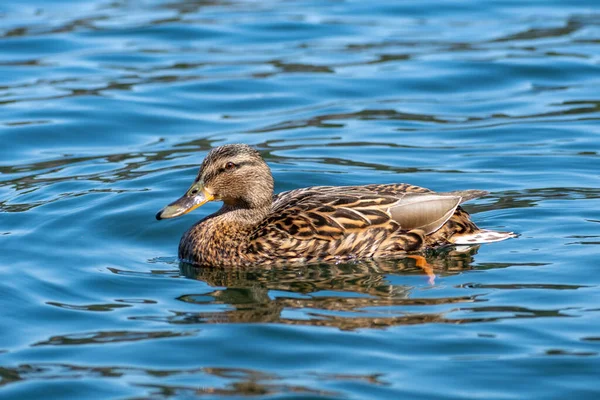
top-left (451, 229), bottom-right (516, 245)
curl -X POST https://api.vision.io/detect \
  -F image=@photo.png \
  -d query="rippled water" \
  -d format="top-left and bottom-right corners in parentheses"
top-left (1, 0), bottom-right (600, 398)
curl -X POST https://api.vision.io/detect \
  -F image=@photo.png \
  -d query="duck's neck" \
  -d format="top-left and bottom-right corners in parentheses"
top-left (180, 203), bottom-right (271, 266)
top-left (215, 204), bottom-right (271, 226)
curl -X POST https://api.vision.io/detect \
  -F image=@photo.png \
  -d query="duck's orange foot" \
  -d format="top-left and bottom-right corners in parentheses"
top-left (407, 255), bottom-right (436, 285)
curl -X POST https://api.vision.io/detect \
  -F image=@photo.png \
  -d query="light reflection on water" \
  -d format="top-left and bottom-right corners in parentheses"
top-left (1, 0), bottom-right (600, 398)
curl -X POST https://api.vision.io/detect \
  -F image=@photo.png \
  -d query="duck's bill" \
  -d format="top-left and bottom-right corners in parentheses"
top-left (156, 185), bottom-right (214, 220)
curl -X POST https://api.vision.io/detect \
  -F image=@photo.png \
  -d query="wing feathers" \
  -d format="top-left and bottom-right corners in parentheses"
top-left (259, 184), bottom-right (473, 242)
top-left (389, 194), bottom-right (461, 235)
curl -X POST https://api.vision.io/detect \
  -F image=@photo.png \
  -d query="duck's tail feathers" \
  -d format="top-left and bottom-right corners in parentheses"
top-left (451, 229), bottom-right (516, 245)
top-left (440, 190), bottom-right (489, 203)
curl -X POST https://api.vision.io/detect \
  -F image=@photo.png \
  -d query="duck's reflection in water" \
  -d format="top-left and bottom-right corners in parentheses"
top-left (176, 247), bottom-right (487, 330)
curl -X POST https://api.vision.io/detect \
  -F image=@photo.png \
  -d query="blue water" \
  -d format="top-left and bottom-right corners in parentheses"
top-left (1, 0), bottom-right (600, 398)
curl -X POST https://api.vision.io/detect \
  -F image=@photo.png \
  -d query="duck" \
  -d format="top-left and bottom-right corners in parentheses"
top-left (156, 144), bottom-right (513, 267)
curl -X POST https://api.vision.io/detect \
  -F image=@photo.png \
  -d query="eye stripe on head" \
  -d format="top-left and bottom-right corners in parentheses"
top-left (219, 160), bottom-right (259, 174)
top-left (229, 160), bottom-right (258, 169)
top-left (196, 144), bottom-right (265, 184)
top-left (201, 160), bottom-right (261, 183)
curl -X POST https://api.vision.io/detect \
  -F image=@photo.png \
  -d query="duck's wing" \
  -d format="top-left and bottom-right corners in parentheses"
top-left (272, 184), bottom-right (487, 209)
top-left (255, 184), bottom-right (468, 242)
top-left (388, 193), bottom-right (461, 235)
top-left (271, 183), bottom-right (430, 215)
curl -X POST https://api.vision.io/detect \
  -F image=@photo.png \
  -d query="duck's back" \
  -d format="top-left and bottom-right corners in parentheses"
top-left (246, 183), bottom-right (492, 263)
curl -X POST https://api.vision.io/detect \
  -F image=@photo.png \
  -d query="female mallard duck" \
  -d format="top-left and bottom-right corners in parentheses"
top-left (157, 144), bottom-right (513, 267)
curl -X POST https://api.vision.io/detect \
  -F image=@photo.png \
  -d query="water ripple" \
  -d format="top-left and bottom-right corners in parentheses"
top-left (1, 0), bottom-right (600, 399)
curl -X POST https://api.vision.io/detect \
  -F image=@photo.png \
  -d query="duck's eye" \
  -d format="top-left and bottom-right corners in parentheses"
top-left (225, 161), bottom-right (236, 171)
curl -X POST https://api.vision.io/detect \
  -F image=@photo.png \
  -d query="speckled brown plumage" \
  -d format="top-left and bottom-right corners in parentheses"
top-left (157, 144), bottom-right (513, 267)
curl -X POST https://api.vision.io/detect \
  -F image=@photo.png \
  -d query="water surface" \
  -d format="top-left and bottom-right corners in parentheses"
top-left (1, 0), bottom-right (600, 398)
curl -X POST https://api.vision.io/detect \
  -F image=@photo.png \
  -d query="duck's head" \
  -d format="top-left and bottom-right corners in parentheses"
top-left (156, 144), bottom-right (274, 220)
